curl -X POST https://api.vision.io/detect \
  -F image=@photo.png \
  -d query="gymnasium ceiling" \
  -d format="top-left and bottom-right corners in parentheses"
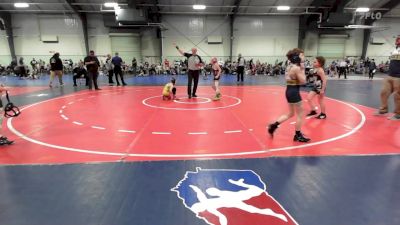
top-left (0, 0), bottom-right (398, 17)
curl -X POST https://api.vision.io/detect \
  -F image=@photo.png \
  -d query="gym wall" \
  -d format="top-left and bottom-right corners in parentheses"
top-left (161, 15), bottom-right (297, 64)
top-left (233, 16), bottom-right (298, 63)
top-left (0, 13), bottom-right (399, 66)
top-left (0, 30), bottom-right (11, 65)
top-left (367, 18), bottom-right (400, 63)
top-left (12, 14), bottom-right (86, 63)
top-left (303, 30), bottom-right (363, 62)
top-left (162, 15), bottom-right (231, 63)
top-left (87, 14), bottom-right (112, 58)
top-left (141, 28), bottom-right (161, 64)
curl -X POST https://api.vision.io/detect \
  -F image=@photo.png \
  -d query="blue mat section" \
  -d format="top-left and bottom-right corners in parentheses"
top-left (0, 155), bottom-right (399, 225)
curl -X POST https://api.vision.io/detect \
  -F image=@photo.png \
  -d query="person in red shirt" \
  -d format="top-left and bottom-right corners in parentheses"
top-left (164, 59), bottom-right (170, 74)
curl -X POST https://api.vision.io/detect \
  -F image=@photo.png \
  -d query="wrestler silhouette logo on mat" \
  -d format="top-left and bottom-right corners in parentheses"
top-left (171, 168), bottom-right (299, 225)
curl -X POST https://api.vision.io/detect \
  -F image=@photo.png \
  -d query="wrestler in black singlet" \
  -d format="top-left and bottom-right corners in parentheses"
top-left (213, 69), bottom-right (220, 81)
top-left (310, 69), bottom-right (324, 94)
top-left (285, 65), bottom-right (302, 104)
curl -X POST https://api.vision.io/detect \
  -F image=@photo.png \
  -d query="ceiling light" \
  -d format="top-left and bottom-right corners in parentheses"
top-left (104, 2), bottom-right (118, 8)
top-left (277, 6), bottom-right (290, 11)
top-left (193, 5), bottom-right (206, 10)
top-left (14, 3), bottom-right (29, 8)
top-left (356, 7), bottom-right (370, 12)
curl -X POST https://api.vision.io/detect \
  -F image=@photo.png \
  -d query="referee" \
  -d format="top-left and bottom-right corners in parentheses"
top-left (174, 43), bottom-right (204, 99)
top-left (237, 53), bottom-right (245, 83)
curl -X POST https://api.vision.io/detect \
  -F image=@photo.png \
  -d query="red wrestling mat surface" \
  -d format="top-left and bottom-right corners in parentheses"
top-left (0, 86), bottom-right (398, 164)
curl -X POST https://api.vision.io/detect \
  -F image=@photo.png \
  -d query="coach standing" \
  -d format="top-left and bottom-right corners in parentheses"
top-left (173, 43), bottom-right (203, 99)
top-left (84, 50), bottom-right (101, 90)
top-left (377, 36), bottom-right (400, 120)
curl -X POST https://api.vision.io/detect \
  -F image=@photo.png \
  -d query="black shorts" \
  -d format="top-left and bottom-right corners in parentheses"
top-left (214, 76), bottom-right (220, 81)
top-left (285, 85), bottom-right (302, 104)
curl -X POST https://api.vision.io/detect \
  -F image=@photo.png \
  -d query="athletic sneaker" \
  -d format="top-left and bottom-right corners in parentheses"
top-left (0, 137), bottom-right (13, 145)
top-left (388, 114), bottom-right (400, 121)
top-left (192, 94), bottom-right (198, 98)
top-left (293, 133), bottom-right (311, 142)
top-left (267, 123), bottom-right (279, 137)
top-left (374, 110), bottom-right (388, 116)
top-left (307, 110), bottom-right (317, 116)
top-left (316, 113), bottom-right (327, 119)
top-left (213, 93), bottom-right (221, 101)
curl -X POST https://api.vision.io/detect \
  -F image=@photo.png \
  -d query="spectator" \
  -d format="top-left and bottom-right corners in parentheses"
top-left (338, 59), bottom-right (347, 79)
top-left (164, 58), bottom-right (170, 74)
top-left (0, 83), bottom-right (13, 145)
top-left (72, 62), bottom-right (88, 87)
top-left (132, 57), bottom-right (137, 76)
top-left (49, 53), bottom-right (64, 87)
top-left (105, 54), bottom-right (114, 85)
top-left (84, 50), bottom-right (101, 90)
top-left (368, 59), bottom-right (377, 80)
top-left (111, 52), bottom-right (127, 86)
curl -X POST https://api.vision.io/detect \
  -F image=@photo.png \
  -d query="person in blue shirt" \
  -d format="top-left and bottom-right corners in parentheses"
top-left (111, 52), bottom-right (127, 86)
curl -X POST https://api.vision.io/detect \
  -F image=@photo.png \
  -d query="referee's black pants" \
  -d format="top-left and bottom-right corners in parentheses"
top-left (188, 70), bottom-right (200, 96)
top-left (237, 66), bottom-right (244, 82)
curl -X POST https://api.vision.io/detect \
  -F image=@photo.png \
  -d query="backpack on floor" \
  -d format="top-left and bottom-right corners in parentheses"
top-left (4, 91), bottom-right (21, 118)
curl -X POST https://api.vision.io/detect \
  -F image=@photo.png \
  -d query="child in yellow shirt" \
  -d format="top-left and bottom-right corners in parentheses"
top-left (162, 78), bottom-right (177, 100)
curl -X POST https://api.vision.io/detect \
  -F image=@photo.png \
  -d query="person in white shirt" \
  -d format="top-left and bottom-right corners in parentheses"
top-left (338, 60), bottom-right (347, 79)
top-left (173, 43), bottom-right (204, 99)
top-left (237, 54), bottom-right (245, 83)
top-left (105, 54), bottom-right (114, 85)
